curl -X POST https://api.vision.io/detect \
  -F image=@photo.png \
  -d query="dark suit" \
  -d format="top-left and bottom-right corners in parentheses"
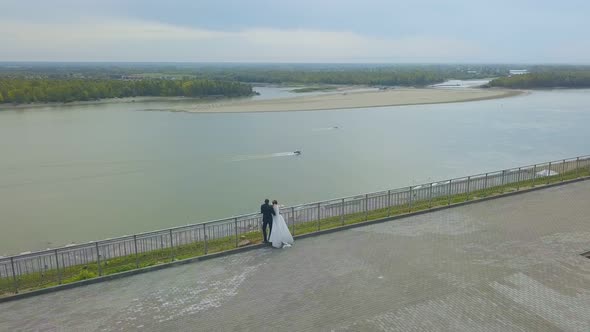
top-left (260, 203), bottom-right (275, 242)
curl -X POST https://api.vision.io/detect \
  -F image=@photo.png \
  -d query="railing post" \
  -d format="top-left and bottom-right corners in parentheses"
top-left (447, 180), bottom-right (452, 206)
top-left (291, 207), bottom-right (296, 236)
top-left (365, 194), bottom-right (369, 220)
top-left (234, 218), bottom-right (239, 248)
top-left (387, 190), bottom-right (392, 217)
top-left (408, 187), bottom-right (413, 212)
top-left (561, 160), bottom-right (565, 182)
top-left (10, 257), bottom-right (18, 294)
top-left (317, 202), bottom-right (321, 231)
top-left (428, 183), bottom-right (433, 208)
top-left (517, 167), bottom-right (521, 191)
top-left (53, 249), bottom-right (62, 285)
top-left (203, 224), bottom-right (208, 254)
top-left (95, 242), bottom-right (102, 276)
top-left (547, 162), bottom-right (552, 185)
top-left (576, 157), bottom-right (580, 178)
top-left (133, 235), bottom-right (139, 268)
top-left (169, 229), bottom-right (175, 260)
top-left (341, 198), bottom-right (345, 225)
top-left (484, 173), bottom-right (488, 192)
top-left (501, 170), bottom-right (506, 187)
top-left (532, 164), bottom-right (537, 187)
top-left (466, 176), bottom-right (471, 201)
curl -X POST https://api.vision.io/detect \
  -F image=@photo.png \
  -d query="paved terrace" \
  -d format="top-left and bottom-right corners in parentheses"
top-left (1, 181), bottom-right (589, 332)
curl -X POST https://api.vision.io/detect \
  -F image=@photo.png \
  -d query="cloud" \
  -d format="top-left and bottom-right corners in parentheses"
top-left (2, 19), bottom-right (229, 43)
top-left (0, 18), bottom-right (483, 62)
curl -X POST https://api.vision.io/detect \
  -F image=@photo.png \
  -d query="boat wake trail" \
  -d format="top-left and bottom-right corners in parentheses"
top-left (141, 108), bottom-right (188, 113)
top-left (231, 152), bottom-right (298, 162)
top-left (312, 126), bottom-right (340, 131)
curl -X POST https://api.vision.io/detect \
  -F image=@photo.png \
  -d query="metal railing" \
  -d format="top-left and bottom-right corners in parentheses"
top-left (1, 154), bottom-right (589, 296)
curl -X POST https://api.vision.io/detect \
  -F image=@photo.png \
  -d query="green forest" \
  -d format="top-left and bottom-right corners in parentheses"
top-left (193, 65), bottom-right (508, 86)
top-left (218, 69), bottom-right (448, 85)
top-left (0, 78), bottom-right (253, 104)
top-left (488, 71), bottom-right (590, 88)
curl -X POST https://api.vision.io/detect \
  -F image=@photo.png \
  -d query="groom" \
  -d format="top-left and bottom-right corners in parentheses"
top-left (260, 199), bottom-right (275, 243)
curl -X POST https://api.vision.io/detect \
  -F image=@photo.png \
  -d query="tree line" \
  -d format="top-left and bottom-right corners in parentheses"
top-left (488, 71), bottom-right (590, 88)
top-left (194, 67), bottom-right (508, 86)
top-left (0, 63), bottom-right (513, 86)
top-left (224, 70), bottom-right (449, 86)
top-left (0, 78), bottom-right (253, 104)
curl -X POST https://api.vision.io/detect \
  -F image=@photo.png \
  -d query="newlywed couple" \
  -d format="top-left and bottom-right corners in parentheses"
top-left (260, 199), bottom-right (294, 248)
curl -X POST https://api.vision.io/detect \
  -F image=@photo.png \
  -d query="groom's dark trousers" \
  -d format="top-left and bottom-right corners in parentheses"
top-left (260, 203), bottom-right (275, 242)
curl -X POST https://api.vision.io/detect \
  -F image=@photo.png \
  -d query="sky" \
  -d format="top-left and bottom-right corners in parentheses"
top-left (1, 0), bottom-right (589, 63)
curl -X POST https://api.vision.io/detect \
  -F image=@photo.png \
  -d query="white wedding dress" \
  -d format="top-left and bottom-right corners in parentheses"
top-left (269, 205), bottom-right (294, 248)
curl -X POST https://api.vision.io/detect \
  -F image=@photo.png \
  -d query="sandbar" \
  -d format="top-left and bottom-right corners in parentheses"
top-left (176, 88), bottom-right (523, 113)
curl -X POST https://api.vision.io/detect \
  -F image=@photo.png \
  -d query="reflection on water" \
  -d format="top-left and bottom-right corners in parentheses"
top-left (0, 88), bottom-right (589, 254)
top-left (431, 79), bottom-right (491, 88)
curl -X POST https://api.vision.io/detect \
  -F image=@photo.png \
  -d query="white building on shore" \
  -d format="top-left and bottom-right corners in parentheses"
top-left (509, 69), bottom-right (529, 76)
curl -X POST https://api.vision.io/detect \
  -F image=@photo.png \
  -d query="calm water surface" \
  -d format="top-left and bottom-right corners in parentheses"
top-left (1, 88), bottom-right (589, 254)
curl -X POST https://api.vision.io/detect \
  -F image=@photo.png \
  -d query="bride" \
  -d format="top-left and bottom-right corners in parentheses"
top-left (269, 200), bottom-right (294, 248)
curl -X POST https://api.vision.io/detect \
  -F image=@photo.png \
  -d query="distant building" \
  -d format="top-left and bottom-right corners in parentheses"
top-left (509, 69), bottom-right (528, 76)
top-left (121, 74), bottom-right (145, 80)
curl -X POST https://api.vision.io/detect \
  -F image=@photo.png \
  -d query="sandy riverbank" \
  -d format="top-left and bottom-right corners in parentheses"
top-left (0, 96), bottom-right (234, 110)
top-left (170, 88), bottom-right (523, 113)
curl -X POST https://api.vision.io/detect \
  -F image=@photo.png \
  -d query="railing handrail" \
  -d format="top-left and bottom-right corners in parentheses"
top-left (1, 153), bottom-right (589, 262)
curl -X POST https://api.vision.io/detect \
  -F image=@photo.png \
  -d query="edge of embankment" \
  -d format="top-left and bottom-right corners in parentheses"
top-left (1, 175), bottom-right (588, 304)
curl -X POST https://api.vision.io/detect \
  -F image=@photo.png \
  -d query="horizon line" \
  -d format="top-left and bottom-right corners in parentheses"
top-left (2, 61), bottom-right (590, 66)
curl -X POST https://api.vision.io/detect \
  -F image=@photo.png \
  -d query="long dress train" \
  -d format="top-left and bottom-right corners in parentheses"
top-left (269, 205), bottom-right (294, 248)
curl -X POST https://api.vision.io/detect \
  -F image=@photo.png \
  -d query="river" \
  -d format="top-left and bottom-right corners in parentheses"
top-left (0, 88), bottom-right (589, 254)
